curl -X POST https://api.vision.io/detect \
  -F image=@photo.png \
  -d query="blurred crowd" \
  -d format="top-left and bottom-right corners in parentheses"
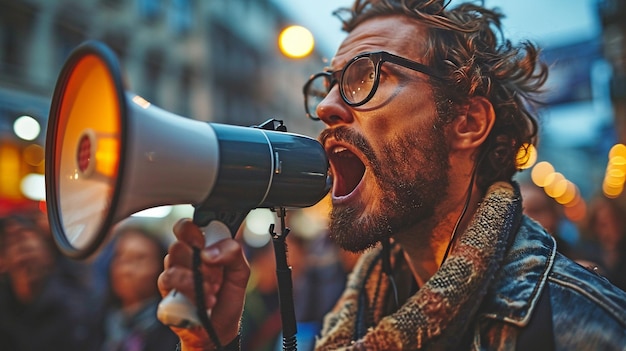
top-left (0, 206), bottom-right (354, 351)
top-left (0, 209), bottom-right (178, 351)
top-left (520, 182), bottom-right (626, 291)
top-left (1, 187), bottom-right (625, 351)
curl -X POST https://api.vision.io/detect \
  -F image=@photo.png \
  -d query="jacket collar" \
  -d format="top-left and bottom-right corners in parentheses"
top-left (479, 216), bottom-right (557, 326)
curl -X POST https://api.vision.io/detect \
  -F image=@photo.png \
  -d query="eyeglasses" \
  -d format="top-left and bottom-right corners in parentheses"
top-left (303, 51), bottom-right (442, 120)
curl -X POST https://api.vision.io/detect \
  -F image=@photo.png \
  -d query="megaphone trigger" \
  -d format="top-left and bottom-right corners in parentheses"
top-left (201, 219), bottom-right (235, 247)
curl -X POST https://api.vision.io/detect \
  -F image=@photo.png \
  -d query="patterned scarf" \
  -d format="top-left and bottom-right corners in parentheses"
top-left (315, 182), bottom-right (522, 350)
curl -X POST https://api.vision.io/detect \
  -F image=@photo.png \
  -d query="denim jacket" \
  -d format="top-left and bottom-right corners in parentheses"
top-left (474, 216), bottom-right (626, 350)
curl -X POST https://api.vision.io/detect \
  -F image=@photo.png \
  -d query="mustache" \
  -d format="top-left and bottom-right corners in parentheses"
top-left (318, 126), bottom-right (376, 161)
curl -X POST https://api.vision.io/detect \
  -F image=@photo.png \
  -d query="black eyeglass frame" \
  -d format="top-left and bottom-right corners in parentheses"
top-left (303, 51), bottom-right (443, 120)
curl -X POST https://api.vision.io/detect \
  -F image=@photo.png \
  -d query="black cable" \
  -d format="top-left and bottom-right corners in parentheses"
top-left (440, 149), bottom-right (486, 266)
top-left (269, 207), bottom-right (298, 351)
top-left (381, 239), bottom-right (399, 309)
top-left (192, 246), bottom-right (224, 350)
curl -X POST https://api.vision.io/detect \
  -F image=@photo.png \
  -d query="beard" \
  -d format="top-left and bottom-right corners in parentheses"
top-left (324, 121), bottom-right (450, 253)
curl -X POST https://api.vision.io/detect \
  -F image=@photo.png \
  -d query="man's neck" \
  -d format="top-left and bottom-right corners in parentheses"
top-left (393, 183), bottom-right (483, 287)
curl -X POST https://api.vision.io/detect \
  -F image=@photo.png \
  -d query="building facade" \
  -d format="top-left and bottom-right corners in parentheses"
top-left (0, 0), bottom-right (328, 206)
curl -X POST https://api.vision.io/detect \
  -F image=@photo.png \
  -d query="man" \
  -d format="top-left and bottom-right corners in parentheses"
top-left (158, 0), bottom-right (626, 350)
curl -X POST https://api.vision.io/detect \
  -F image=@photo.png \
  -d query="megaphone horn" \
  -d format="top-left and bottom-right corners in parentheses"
top-left (45, 40), bottom-right (330, 259)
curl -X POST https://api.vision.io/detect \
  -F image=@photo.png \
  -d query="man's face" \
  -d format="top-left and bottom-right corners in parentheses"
top-left (317, 16), bottom-right (451, 252)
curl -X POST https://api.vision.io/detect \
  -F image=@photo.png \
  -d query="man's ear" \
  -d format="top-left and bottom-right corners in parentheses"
top-left (449, 96), bottom-right (495, 150)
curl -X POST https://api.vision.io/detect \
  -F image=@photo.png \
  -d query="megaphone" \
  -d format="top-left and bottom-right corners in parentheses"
top-left (45, 40), bottom-right (331, 260)
top-left (45, 40), bottom-right (331, 329)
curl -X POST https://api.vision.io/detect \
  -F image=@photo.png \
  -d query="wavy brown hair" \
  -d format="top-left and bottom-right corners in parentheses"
top-left (334, 0), bottom-right (548, 191)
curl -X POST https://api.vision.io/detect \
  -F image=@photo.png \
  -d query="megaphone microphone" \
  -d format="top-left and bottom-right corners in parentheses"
top-left (45, 40), bottom-right (330, 329)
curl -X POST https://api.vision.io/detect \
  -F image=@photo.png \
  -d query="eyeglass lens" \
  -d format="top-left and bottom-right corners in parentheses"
top-left (342, 57), bottom-right (376, 105)
top-left (305, 56), bottom-right (377, 119)
top-left (305, 74), bottom-right (331, 119)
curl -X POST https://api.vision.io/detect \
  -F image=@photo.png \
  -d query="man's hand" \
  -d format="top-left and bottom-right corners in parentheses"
top-left (157, 219), bottom-right (250, 350)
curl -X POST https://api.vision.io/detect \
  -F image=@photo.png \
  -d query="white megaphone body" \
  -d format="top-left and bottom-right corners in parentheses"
top-left (45, 41), bottom-right (330, 328)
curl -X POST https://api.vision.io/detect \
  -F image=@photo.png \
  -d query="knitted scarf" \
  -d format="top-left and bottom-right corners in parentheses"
top-left (315, 182), bottom-right (522, 350)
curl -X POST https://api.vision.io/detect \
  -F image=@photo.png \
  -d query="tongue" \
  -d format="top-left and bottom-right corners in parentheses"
top-left (334, 151), bottom-right (365, 197)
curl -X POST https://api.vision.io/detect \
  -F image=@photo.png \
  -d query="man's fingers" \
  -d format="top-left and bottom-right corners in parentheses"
top-left (157, 266), bottom-right (219, 308)
top-left (167, 241), bottom-right (194, 268)
top-left (173, 218), bottom-right (205, 248)
top-left (201, 239), bottom-right (250, 283)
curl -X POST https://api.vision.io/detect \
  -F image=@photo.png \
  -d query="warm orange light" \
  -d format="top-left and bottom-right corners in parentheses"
top-left (544, 172), bottom-right (566, 198)
top-left (23, 144), bottom-right (45, 166)
top-left (516, 143), bottom-right (537, 169)
top-left (132, 95), bottom-right (151, 109)
top-left (608, 155), bottom-right (626, 168)
top-left (0, 143), bottom-right (21, 198)
top-left (609, 143), bottom-right (626, 159)
top-left (603, 180), bottom-right (623, 198)
top-left (554, 180), bottom-right (577, 205)
top-left (562, 191), bottom-right (582, 208)
top-left (605, 170), bottom-right (626, 187)
top-left (94, 136), bottom-right (119, 177)
top-left (51, 50), bottom-right (123, 252)
top-left (563, 198), bottom-right (586, 222)
top-left (531, 161), bottom-right (555, 187)
top-left (279, 25), bottom-right (315, 59)
top-left (547, 177), bottom-right (568, 199)
top-left (58, 54), bottom-right (121, 181)
top-left (608, 167), bottom-right (626, 178)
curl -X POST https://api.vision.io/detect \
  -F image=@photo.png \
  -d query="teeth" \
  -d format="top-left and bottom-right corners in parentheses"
top-left (332, 146), bottom-right (348, 154)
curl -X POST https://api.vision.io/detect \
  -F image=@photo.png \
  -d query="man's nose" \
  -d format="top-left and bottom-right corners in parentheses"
top-left (316, 87), bottom-right (354, 126)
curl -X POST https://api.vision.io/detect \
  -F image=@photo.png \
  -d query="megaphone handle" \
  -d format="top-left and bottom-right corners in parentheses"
top-left (157, 219), bottom-right (235, 349)
top-left (157, 247), bottom-right (224, 348)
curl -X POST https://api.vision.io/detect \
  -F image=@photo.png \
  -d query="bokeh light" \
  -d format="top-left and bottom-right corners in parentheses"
top-left (603, 143), bottom-right (626, 198)
top-left (23, 144), bottom-right (45, 166)
top-left (563, 197), bottom-right (587, 222)
top-left (516, 143), bottom-right (537, 169)
top-left (544, 172), bottom-right (566, 198)
top-left (609, 143), bottom-right (626, 159)
top-left (13, 115), bottom-right (41, 141)
top-left (554, 180), bottom-right (577, 205)
top-left (243, 208), bottom-right (275, 248)
top-left (531, 161), bottom-right (555, 187)
top-left (20, 173), bottom-right (45, 200)
top-left (279, 25), bottom-right (314, 58)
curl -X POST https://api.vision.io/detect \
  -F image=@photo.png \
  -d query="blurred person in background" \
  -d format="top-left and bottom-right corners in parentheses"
top-left (241, 229), bottom-right (348, 351)
top-left (577, 195), bottom-right (626, 291)
top-left (99, 225), bottom-right (179, 351)
top-left (519, 182), bottom-right (611, 276)
top-left (289, 233), bottom-right (351, 351)
top-left (519, 181), bottom-right (575, 257)
top-left (0, 213), bottom-right (101, 351)
top-left (240, 238), bottom-right (296, 351)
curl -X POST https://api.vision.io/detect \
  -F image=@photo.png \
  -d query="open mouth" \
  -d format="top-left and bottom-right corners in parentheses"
top-left (328, 144), bottom-right (366, 198)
